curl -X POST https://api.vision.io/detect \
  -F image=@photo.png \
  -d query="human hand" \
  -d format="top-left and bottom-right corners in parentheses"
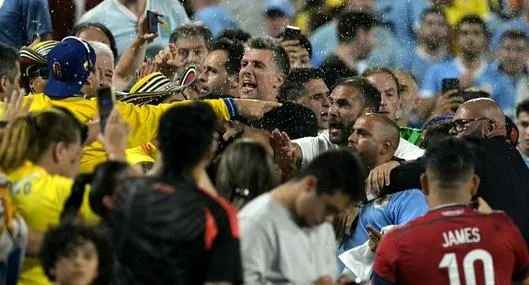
top-left (137, 10), bottom-right (164, 42)
top-left (367, 160), bottom-right (400, 195)
top-left (3, 89), bottom-right (31, 122)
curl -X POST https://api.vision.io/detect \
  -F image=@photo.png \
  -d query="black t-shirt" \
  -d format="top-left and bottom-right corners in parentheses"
top-left (319, 53), bottom-right (358, 90)
top-left (383, 136), bottom-right (529, 244)
top-left (111, 177), bottom-right (243, 285)
top-left (241, 101), bottom-right (319, 139)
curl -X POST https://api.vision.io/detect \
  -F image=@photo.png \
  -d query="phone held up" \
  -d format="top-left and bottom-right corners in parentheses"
top-left (146, 10), bottom-right (159, 34)
top-left (441, 78), bottom-right (460, 94)
top-left (283, 25), bottom-right (302, 41)
top-left (96, 87), bottom-right (115, 133)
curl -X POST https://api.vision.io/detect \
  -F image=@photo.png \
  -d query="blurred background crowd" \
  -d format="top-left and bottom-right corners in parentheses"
top-left (0, 0), bottom-right (528, 284)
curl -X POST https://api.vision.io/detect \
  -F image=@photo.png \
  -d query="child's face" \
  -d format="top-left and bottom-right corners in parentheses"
top-left (53, 240), bottom-right (99, 285)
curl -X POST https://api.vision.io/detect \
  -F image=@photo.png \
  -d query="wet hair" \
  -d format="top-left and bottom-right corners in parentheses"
top-left (361, 66), bottom-right (401, 97)
top-left (247, 37), bottom-right (291, 75)
top-left (170, 22), bottom-right (213, 49)
top-left (216, 139), bottom-right (279, 209)
top-left (420, 7), bottom-right (447, 23)
top-left (0, 108), bottom-right (86, 173)
top-left (61, 161), bottom-right (130, 223)
top-left (425, 137), bottom-right (476, 189)
top-left (500, 29), bottom-right (529, 45)
top-left (517, 99), bottom-right (529, 117)
top-left (456, 15), bottom-right (488, 36)
top-left (0, 43), bottom-right (19, 83)
top-left (40, 221), bottom-right (112, 285)
top-left (71, 22), bottom-right (118, 60)
top-left (334, 76), bottom-right (381, 112)
top-left (337, 11), bottom-right (378, 43)
top-left (280, 68), bottom-right (325, 101)
top-left (158, 103), bottom-right (218, 180)
top-left (217, 28), bottom-right (252, 43)
top-left (210, 38), bottom-right (245, 75)
top-left (294, 148), bottom-right (366, 203)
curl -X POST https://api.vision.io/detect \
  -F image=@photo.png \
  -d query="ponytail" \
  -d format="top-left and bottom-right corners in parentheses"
top-left (0, 116), bottom-right (38, 173)
top-left (60, 174), bottom-right (93, 223)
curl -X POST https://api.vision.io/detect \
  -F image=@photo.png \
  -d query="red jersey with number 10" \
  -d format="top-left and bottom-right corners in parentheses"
top-left (372, 205), bottom-right (529, 285)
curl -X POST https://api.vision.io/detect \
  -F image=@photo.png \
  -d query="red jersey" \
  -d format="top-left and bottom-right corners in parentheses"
top-left (372, 205), bottom-right (529, 285)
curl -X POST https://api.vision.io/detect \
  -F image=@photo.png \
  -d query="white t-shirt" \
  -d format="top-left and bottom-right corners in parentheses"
top-left (239, 194), bottom-right (339, 284)
top-left (293, 130), bottom-right (424, 168)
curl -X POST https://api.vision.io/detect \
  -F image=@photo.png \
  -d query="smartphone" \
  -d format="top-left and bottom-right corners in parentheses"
top-left (96, 87), bottom-right (115, 133)
top-left (146, 10), bottom-right (158, 34)
top-left (283, 25), bottom-right (302, 41)
top-left (441, 78), bottom-right (460, 94)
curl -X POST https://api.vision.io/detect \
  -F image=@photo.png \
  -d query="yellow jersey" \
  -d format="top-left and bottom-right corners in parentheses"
top-left (26, 93), bottom-right (232, 173)
top-left (126, 142), bottom-right (159, 166)
top-left (7, 161), bottom-right (99, 285)
top-left (444, 0), bottom-right (490, 27)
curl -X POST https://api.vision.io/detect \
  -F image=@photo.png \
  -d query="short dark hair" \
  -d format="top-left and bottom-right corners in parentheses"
top-left (280, 68), bottom-right (325, 101)
top-left (500, 29), bottom-right (529, 44)
top-left (456, 15), bottom-right (488, 35)
top-left (170, 22), bottom-right (213, 49)
top-left (517, 99), bottom-right (529, 117)
top-left (71, 22), bottom-right (118, 60)
top-left (217, 28), bottom-right (252, 43)
top-left (425, 137), bottom-right (476, 189)
top-left (40, 222), bottom-right (112, 284)
top-left (420, 7), bottom-right (447, 23)
top-left (0, 43), bottom-right (18, 83)
top-left (337, 11), bottom-right (378, 43)
top-left (420, 115), bottom-right (454, 149)
top-left (295, 148), bottom-right (366, 202)
top-left (210, 38), bottom-right (245, 75)
top-left (362, 66), bottom-right (401, 96)
top-left (247, 37), bottom-right (290, 75)
top-left (158, 103), bottom-right (218, 178)
top-left (335, 76), bottom-right (381, 111)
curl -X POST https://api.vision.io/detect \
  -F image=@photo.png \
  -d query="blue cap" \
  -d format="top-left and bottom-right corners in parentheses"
top-left (264, 0), bottom-right (295, 17)
top-left (44, 36), bottom-right (96, 98)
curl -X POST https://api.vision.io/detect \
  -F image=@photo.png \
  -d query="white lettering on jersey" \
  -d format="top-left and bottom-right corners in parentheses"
top-left (442, 227), bottom-right (481, 248)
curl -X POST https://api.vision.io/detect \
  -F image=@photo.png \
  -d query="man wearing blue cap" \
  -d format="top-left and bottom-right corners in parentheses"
top-left (264, 0), bottom-right (295, 38)
top-left (27, 36), bottom-right (280, 173)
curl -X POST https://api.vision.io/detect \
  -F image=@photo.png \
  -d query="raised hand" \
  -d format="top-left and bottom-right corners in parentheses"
top-left (3, 89), bottom-right (31, 122)
top-left (137, 10), bottom-right (164, 42)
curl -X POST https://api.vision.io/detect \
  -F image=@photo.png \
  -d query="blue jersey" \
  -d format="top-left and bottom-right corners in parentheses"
top-left (0, 0), bottom-right (52, 48)
top-left (337, 189), bottom-right (428, 272)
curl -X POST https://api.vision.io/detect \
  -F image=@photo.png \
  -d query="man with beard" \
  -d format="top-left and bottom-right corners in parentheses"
top-left (399, 7), bottom-right (452, 87)
top-left (275, 77), bottom-right (380, 170)
top-left (319, 11), bottom-right (377, 89)
top-left (381, 98), bottom-right (529, 245)
top-left (421, 16), bottom-right (511, 104)
top-left (517, 100), bottom-right (529, 167)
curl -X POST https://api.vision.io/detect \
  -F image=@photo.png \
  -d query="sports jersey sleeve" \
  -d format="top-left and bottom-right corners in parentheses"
top-left (391, 190), bottom-right (428, 225)
top-left (372, 231), bottom-right (399, 285)
top-left (506, 215), bottom-right (529, 281)
top-left (204, 200), bottom-right (243, 283)
top-left (116, 99), bottom-right (233, 148)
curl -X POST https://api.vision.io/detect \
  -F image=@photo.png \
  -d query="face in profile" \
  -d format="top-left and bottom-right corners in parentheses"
top-left (294, 184), bottom-right (352, 227)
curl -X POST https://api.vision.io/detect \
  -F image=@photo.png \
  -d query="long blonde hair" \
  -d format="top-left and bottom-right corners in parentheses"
top-left (0, 107), bottom-right (86, 173)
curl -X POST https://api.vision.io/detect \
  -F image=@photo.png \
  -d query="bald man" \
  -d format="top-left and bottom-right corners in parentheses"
top-left (337, 113), bottom-right (428, 277)
top-left (450, 98), bottom-right (507, 139)
top-left (381, 99), bottom-right (529, 245)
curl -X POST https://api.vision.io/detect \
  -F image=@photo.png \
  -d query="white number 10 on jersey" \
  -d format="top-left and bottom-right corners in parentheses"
top-left (439, 249), bottom-right (495, 285)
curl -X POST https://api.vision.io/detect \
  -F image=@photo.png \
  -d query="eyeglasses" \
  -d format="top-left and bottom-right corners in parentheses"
top-left (452, 118), bottom-right (489, 133)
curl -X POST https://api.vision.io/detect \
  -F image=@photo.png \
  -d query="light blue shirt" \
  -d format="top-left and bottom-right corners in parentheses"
top-left (0, 0), bottom-right (52, 48)
top-left (421, 58), bottom-right (514, 115)
top-left (309, 21), bottom-right (401, 70)
top-left (79, 0), bottom-right (189, 59)
top-left (193, 5), bottom-right (238, 38)
top-left (399, 47), bottom-right (452, 87)
top-left (337, 189), bottom-right (428, 272)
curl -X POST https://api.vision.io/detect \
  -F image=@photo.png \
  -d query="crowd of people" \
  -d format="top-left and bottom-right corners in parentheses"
top-left (0, 0), bottom-right (528, 284)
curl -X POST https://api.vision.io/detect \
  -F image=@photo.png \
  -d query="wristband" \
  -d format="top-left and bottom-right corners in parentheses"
top-left (222, 98), bottom-right (239, 119)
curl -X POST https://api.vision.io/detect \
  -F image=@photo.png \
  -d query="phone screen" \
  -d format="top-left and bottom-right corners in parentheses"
top-left (146, 10), bottom-right (158, 34)
top-left (441, 78), bottom-right (460, 94)
top-left (283, 26), bottom-right (301, 41)
top-left (96, 87), bottom-right (114, 133)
